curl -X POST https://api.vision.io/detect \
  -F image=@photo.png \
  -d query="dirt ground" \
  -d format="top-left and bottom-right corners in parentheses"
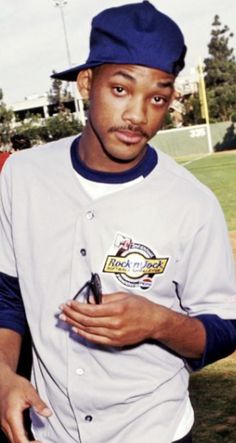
top-left (229, 231), bottom-right (236, 261)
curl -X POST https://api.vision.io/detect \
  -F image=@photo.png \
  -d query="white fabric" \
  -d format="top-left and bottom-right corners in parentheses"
top-left (76, 173), bottom-right (143, 199)
top-left (0, 135), bottom-right (235, 443)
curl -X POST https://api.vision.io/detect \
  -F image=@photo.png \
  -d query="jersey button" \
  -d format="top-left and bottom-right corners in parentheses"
top-left (76, 368), bottom-right (84, 376)
top-left (86, 211), bottom-right (94, 220)
top-left (85, 415), bottom-right (93, 422)
top-left (80, 248), bottom-right (86, 256)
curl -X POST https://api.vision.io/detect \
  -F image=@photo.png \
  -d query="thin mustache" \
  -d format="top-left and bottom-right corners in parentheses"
top-left (108, 125), bottom-right (149, 139)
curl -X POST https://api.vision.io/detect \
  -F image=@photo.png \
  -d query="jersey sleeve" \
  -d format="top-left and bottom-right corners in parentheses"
top-left (0, 272), bottom-right (26, 335)
top-left (174, 193), bottom-right (236, 320)
top-left (0, 162), bottom-right (26, 335)
top-left (174, 193), bottom-right (236, 369)
top-left (0, 161), bottom-right (18, 277)
top-left (186, 315), bottom-right (236, 370)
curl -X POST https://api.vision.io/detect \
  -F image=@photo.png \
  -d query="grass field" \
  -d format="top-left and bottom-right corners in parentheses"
top-left (190, 353), bottom-right (236, 443)
top-left (178, 151), bottom-right (236, 442)
top-left (177, 152), bottom-right (236, 232)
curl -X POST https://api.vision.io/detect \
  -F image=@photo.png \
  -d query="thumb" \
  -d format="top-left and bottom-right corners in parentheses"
top-left (29, 391), bottom-right (52, 417)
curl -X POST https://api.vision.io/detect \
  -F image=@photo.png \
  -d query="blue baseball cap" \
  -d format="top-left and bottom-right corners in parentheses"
top-left (51, 1), bottom-right (187, 81)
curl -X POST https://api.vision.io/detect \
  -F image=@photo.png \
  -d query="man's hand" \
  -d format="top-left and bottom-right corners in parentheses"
top-left (0, 370), bottom-right (52, 443)
top-left (60, 292), bottom-right (157, 347)
top-left (59, 291), bottom-right (206, 358)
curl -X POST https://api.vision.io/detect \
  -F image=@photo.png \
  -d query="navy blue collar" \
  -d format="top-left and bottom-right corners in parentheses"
top-left (70, 136), bottom-right (158, 184)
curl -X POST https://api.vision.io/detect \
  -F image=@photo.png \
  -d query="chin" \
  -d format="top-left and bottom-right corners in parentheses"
top-left (104, 144), bottom-right (146, 164)
top-left (108, 154), bottom-right (138, 165)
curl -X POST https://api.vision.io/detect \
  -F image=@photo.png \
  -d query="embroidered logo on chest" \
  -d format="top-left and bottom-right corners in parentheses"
top-left (103, 233), bottom-right (169, 290)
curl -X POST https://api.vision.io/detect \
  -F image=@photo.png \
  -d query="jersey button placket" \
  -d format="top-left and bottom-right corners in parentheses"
top-left (86, 210), bottom-right (95, 220)
top-left (80, 210), bottom-right (96, 428)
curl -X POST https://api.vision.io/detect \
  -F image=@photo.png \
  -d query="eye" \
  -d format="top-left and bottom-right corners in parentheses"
top-left (152, 96), bottom-right (167, 106)
top-left (113, 86), bottom-right (126, 96)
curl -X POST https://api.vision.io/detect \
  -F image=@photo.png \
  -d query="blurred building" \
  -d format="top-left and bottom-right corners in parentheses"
top-left (11, 94), bottom-right (76, 121)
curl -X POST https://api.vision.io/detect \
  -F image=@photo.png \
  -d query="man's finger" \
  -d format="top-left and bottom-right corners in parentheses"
top-left (29, 393), bottom-right (52, 417)
top-left (6, 410), bottom-right (30, 443)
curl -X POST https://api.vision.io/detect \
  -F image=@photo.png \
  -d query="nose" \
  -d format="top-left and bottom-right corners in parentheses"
top-left (122, 96), bottom-right (147, 125)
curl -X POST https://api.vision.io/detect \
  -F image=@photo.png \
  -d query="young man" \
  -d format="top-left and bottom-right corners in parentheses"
top-left (0, 2), bottom-right (236, 443)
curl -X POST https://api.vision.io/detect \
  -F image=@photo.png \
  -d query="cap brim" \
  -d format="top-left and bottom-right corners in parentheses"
top-left (51, 62), bottom-right (103, 81)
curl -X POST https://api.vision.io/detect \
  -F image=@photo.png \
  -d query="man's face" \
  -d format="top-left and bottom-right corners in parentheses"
top-left (79, 64), bottom-right (175, 171)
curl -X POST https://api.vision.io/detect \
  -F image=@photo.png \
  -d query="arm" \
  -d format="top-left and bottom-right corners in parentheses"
top-left (0, 275), bottom-right (52, 443)
top-left (0, 329), bottom-right (52, 443)
top-left (59, 292), bottom-right (206, 358)
top-left (186, 315), bottom-right (236, 370)
top-left (0, 328), bottom-right (22, 373)
top-left (0, 163), bottom-right (52, 442)
top-left (60, 289), bottom-right (236, 369)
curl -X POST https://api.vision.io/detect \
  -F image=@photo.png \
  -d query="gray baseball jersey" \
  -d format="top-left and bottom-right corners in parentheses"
top-left (0, 136), bottom-right (235, 443)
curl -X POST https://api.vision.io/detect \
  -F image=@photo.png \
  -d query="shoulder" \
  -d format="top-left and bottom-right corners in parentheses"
top-left (2, 135), bottom-right (77, 178)
top-left (156, 149), bottom-right (214, 198)
top-left (11, 135), bottom-right (76, 163)
top-left (149, 149), bottom-right (222, 223)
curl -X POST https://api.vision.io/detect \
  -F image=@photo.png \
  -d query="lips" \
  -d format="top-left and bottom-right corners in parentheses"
top-left (114, 130), bottom-right (144, 145)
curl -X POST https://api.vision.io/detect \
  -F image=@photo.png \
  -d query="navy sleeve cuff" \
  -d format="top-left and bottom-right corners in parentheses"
top-left (186, 314), bottom-right (236, 371)
top-left (0, 272), bottom-right (26, 335)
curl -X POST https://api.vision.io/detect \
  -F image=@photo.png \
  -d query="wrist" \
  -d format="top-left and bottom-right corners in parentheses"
top-left (149, 303), bottom-right (171, 341)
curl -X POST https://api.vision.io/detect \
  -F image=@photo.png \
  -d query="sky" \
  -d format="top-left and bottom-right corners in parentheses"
top-left (1, 0), bottom-right (236, 105)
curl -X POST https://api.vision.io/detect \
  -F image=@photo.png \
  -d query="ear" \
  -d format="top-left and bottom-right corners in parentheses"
top-left (76, 69), bottom-right (93, 99)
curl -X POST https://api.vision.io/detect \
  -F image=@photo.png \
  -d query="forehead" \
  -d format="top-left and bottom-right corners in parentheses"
top-left (93, 64), bottom-right (175, 86)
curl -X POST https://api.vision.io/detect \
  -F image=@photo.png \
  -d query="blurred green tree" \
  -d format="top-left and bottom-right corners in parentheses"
top-left (48, 71), bottom-right (73, 113)
top-left (204, 15), bottom-right (236, 121)
top-left (0, 89), bottom-right (13, 145)
top-left (14, 111), bottom-right (83, 145)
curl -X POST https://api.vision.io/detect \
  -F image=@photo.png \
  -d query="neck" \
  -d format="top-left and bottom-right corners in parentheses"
top-left (78, 123), bottom-right (148, 173)
top-left (70, 136), bottom-right (158, 184)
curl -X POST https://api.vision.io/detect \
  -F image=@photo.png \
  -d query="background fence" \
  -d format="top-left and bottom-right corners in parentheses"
top-left (151, 121), bottom-right (236, 157)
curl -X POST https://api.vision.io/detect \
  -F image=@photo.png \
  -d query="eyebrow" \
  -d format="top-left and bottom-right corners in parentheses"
top-left (111, 70), bottom-right (174, 89)
top-left (112, 71), bottom-right (136, 82)
top-left (156, 81), bottom-right (174, 89)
